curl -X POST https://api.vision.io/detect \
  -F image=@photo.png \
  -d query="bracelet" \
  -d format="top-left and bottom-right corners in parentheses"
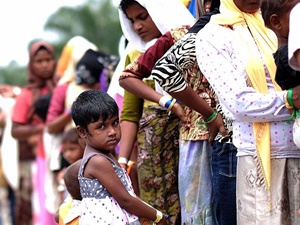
top-left (287, 88), bottom-right (294, 108)
top-left (118, 157), bottom-right (128, 165)
top-left (204, 110), bottom-right (218, 123)
top-left (154, 210), bottom-right (163, 223)
top-left (159, 95), bottom-right (172, 108)
top-left (283, 90), bottom-right (293, 109)
top-left (167, 98), bottom-right (177, 112)
top-left (165, 98), bottom-right (173, 109)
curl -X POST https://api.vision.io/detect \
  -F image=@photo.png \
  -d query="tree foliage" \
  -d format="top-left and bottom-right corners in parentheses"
top-left (0, 0), bottom-right (123, 86)
top-left (0, 62), bottom-right (27, 86)
top-left (44, 0), bottom-right (122, 58)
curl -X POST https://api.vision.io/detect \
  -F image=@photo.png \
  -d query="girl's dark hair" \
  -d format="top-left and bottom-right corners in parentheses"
top-left (119, 0), bottom-right (138, 14)
top-left (62, 128), bottom-right (80, 144)
top-left (71, 90), bottom-right (119, 130)
top-left (261, 0), bottom-right (295, 28)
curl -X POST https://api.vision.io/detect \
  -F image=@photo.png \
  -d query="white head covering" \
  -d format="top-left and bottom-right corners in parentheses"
top-left (118, 0), bottom-right (195, 52)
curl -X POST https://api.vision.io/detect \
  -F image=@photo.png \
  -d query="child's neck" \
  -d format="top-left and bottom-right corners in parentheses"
top-left (277, 36), bottom-right (288, 48)
top-left (85, 146), bottom-right (115, 159)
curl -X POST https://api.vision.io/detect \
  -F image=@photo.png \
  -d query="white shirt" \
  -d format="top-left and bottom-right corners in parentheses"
top-left (196, 23), bottom-right (300, 158)
top-left (288, 3), bottom-right (300, 71)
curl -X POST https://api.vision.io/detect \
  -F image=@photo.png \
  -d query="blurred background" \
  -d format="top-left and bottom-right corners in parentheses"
top-left (0, 0), bottom-right (122, 86)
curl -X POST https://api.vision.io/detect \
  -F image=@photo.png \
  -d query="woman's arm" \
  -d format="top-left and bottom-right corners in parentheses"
top-left (11, 122), bottom-right (43, 141)
top-left (197, 25), bottom-right (292, 122)
top-left (119, 77), bottom-right (186, 121)
top-left (46, 84), bottom-right (71, 133)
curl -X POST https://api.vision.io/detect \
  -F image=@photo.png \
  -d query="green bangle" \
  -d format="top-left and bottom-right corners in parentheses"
top-left (287, 88), bottom-right (294, 108)
top-left (204, 110), bottom-right (218, 123)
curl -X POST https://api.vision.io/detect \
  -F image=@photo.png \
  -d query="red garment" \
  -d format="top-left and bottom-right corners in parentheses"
top-left (46, 83), bottom-right (68, 123)
top-left (12, 88), bottom-right (44, 125)
top-left (12, 87), bottom-right (48, 159)
top-left (122, 26), bottom-right (190, 79)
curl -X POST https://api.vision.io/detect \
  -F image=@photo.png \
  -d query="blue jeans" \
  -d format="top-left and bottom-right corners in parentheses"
top-left (211, 141), bottom-right (237, 225)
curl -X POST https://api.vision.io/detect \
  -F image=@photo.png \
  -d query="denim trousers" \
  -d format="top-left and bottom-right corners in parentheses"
top-left (211, 141), bottom-right (237, 225)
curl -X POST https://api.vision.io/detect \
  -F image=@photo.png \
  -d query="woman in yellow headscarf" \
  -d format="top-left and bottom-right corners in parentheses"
top-left (196, 0), bottom-right (300, 224)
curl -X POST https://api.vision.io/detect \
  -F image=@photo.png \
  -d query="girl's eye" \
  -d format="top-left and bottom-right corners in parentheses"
top-left (98, 125), bottom-right (105, 130)
top-left (113, 120), bottom-right (119, 126)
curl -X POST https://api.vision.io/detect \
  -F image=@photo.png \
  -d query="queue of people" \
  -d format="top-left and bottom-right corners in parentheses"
top-left (0, 0), bottom-right (300, 224)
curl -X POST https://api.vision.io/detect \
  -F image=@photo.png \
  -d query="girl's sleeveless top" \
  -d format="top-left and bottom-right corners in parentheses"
top-left (78, 152), bottom-right (141, 225)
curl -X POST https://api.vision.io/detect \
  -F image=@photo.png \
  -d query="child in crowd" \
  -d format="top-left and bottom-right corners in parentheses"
top-left (71, 90), bottom-right (167, 225)
top-left (57, 128), bottom-right (85, 203)
top-left (288, 2), bottom-right (300, 71)
top-left (57, 159), bottom-right (82, 225)
top-left (261, 0), bottom-right (300, 144)
top-left (261, 0), bottom-right (300, 91)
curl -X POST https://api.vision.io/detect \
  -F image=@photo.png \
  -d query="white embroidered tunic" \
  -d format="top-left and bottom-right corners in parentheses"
top-left (196, 23), bottom-right (300, 158)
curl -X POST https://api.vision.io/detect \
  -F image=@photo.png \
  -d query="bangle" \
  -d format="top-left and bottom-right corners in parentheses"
top-left (118, 157), bottom-right (128, 165)
top-left (287, 88), bottom-right (294, 108)
top-left (204, 110), bottom-right (218, 123)
top-left (164, 98), bottom-right (173, 109)
top-left (159, 95), bottom-right (172, 108)
top-left (283, 90), bottom-right (293, 109)
top-left (167, 98), bottom-right (177, 112)
top-left (154, 210), bottom-right (163, 223)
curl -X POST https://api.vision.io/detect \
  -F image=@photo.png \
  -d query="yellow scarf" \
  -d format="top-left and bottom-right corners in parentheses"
top-left (210, 0), bottom-right (280, 201)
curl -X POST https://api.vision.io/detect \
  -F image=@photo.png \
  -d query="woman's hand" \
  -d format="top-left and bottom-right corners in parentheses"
top-left (292, 85), bottom-right (300, 109)
top-left (157, 215), bottom-right (168, 225)
top-left (206, 113), bottom-right (228, 144)
top-left (170, 102), bottom-right (186, 122)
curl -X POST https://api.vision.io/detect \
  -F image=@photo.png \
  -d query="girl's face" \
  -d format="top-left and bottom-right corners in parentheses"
top-left (32, 49), bottom-right (56, 79)
top-left (83, 115), bottom-right (121, 153)
top-left (62, 142), bottom-right (84, 164)
top-left (125, 3), bottom-right (161, 42)
top-left (233, 0), bottom-right (261, 13)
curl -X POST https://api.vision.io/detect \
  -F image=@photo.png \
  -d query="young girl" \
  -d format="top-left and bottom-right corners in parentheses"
top-left (57, 128), bottom-right (85, 203)
top-left (61, 128), bottom-right (85, 165)
top-left (71, 90), bottom-right (167, 225)
top-left (57, 159), bottom-right (82, 225)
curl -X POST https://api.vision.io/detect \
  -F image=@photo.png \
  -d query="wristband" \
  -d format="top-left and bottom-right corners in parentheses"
top-left (154, 210), bottom-right (163, 223)
top-left (118, 157), bottom-right (128, 165)
top-left (204, 110), bottom-right (218, 123)
top-left (287, 88), bottom-right (294, 108)
top-left (159, 95), bottom-right (172, 108)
